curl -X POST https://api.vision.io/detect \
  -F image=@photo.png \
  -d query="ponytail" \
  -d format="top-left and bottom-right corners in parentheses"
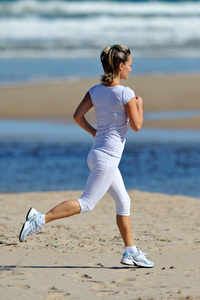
top-left (100, 45), bottom-right (130, 84)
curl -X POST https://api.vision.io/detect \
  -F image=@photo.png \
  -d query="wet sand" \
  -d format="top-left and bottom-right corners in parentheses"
top-left (0, 73), bottom-right (200, 128)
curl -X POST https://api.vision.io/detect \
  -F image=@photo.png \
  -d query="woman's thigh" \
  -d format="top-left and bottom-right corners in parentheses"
top-left (77, 150), bottom-right (120, 213)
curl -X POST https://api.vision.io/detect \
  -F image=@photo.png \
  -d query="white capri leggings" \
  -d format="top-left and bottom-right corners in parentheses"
top-left (77, 149), bottom-right (131, 216)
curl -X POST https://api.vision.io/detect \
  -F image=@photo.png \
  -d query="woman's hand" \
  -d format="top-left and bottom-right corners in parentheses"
top-left (135, 95), bottom-right (143, 108)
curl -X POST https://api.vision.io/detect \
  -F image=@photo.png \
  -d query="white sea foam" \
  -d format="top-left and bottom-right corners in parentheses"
top-left (1, 0), bottom-right (200, 16)
top-left (0, 0), bottom-right (200, 58)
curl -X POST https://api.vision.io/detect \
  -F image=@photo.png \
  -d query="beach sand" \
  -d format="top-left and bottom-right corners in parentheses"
top-left (0, 190), bottom-right (199, 300)
top-left (0, 73), bottom-right (200, 128)
top-left (0, 74), bottom-right (200, 299)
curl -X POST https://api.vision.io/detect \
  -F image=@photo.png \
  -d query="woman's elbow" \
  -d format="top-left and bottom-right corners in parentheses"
top-left (73, 112), bottom-right (79, 122)
top-left (73, 113), bottom-right (76, 121)
top-left (130, 123), bottom-right (142, 132)
top-left (133, 126), bottom-right (141, 132)
top-left (73, 112), bottom-right (84, 125)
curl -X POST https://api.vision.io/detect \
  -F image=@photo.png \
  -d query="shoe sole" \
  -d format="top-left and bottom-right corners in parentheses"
top-left (132, 260), bottom-right (154, 268)
top-left (19, 207), bottom-right (33, 242)
top-left (121, 261), bottom-right (135, 266)
top-left (26, 207), bottom-right (33, 221)
top-left (19, 222), bottom-right (26, 243)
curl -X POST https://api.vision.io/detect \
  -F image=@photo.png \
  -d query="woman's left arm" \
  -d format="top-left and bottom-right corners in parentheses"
top-left (73, 92), bottom-right (96, 137)
top-left (125, 96), bottom-right (143, 132)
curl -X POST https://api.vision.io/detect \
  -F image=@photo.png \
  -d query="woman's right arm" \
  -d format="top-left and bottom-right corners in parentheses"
top-left (125, 96), bottom-right (143, 132)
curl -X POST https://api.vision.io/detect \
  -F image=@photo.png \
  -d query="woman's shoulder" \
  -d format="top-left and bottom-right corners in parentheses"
top-left (114, 85), bottom-right (134, 93)
top-left (89, 83), bottom-right (102, 93)
top-left (122, 86), bottom-right (135, 104)
top-left (120, 85), bottom-right (135, 95)
top-left (89, 83), bottom-right (134, 95)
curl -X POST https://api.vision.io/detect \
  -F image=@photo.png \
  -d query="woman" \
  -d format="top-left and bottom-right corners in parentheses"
top-left (19, 45), bottom-right (154, 268)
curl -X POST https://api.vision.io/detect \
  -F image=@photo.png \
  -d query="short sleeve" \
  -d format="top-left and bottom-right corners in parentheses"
top-left (88, 85), bottom-right (95, 102)
top-left (89, 85), bottom-right (95, 96)
top-left (122, 87), bottom-right (135, 105)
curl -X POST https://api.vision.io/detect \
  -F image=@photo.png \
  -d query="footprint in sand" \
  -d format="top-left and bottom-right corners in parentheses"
top-left (96, 290), bottom-right (120, 297)
top-left (115, 277), bottom-right (136, 287)
top-left (8, 284), bottom-right (31, 290)
top-left (45, 293), bottom-right (70, 300)
top-left (90, 279), bottom-right (120, 296)
top-left (112, 267), bottom-right (136, 273)
top-left (42, 286), bottom-right (71, 299)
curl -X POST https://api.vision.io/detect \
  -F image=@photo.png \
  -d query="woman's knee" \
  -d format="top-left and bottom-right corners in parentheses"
top-left (116, 195), bottom-right (131, 216)
top-left (76, 198), bottom-right (95, 213)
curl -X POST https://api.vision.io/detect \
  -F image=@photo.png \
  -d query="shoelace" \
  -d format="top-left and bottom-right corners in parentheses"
top-left (137, 249), bottom-right (149, 257)
top-left (29, 218), bottom-right (41, 235)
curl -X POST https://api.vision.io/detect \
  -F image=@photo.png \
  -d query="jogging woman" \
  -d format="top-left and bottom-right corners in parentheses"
top-left (19, 45), bottom-right (154, 268)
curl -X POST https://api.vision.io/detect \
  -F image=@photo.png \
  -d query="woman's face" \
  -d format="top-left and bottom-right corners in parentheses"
top-left (120, 55), bottom-right (132, 80)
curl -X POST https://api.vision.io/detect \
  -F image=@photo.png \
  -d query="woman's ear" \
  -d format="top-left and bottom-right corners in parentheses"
top-left (119, 62), bottom-right (124, 71)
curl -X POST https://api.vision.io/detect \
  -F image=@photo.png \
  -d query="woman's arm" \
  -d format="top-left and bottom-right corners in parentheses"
top-left (125, 96), bottom-right (143, 132)
top-left (73, 92), bottom-right (96, 137)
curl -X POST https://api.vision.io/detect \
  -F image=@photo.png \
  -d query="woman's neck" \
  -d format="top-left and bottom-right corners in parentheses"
top-left (104, 76), bottom-right (121, 87)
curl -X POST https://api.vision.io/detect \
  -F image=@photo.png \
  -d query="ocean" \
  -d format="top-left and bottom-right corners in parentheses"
top-left (0, 0), bottom-right (200, 83)
top-left (0, 120), bottom-right (200, 197)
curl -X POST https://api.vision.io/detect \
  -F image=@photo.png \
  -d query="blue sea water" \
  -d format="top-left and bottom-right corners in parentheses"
top-left (1, 57), bottom-right (200, 85)
top-left (0, 120), bottom-right (199, 197)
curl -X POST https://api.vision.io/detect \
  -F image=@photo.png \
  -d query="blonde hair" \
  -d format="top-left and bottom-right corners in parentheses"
top-left (100, 44), bottom-right (130, 84)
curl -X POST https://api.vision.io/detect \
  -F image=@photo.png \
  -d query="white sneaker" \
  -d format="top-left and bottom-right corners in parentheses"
top-left (121, 249), bottom-right (154, 268)
top-left (26, 207), bottom-right (41, 220)
top-left (19, 215), bottom-right (42, 242)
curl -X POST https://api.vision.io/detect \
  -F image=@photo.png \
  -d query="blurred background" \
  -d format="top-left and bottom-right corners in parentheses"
top-left (0, 0), bottom-right (200, 197)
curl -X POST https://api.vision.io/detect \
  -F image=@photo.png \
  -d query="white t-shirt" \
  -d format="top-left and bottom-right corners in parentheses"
top-left (89, 83), bottom-right (135, 158)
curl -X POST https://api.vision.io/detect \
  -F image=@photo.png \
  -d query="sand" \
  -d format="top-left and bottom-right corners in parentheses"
top-left (0, 74), bottom-right (200, 299)
top-left (0, 73), bottom-right (200, 128)
top-left (0, 190), bottom-right (200, 300)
